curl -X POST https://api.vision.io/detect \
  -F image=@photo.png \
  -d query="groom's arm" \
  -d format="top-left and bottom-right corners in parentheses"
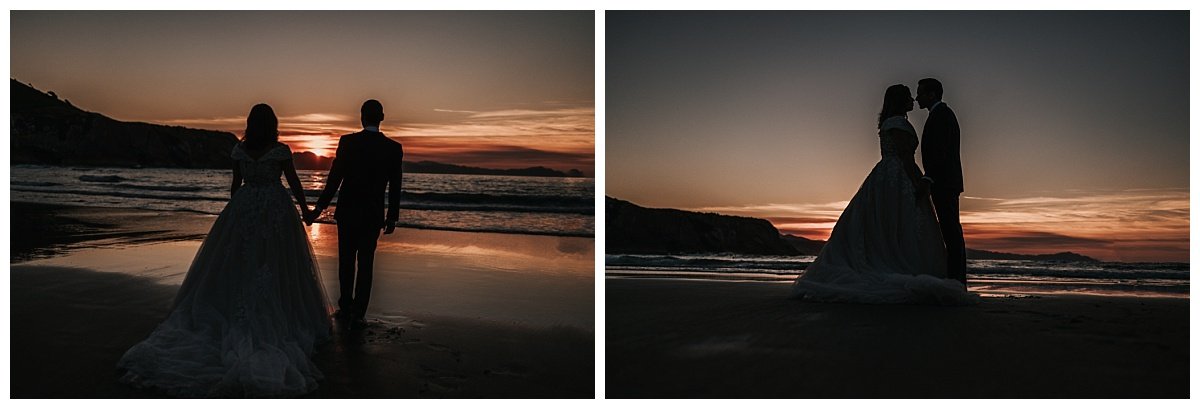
top-left (315, 136), bottom-right (348, 213)
top-left (384, 144), bottom-right (404, 233)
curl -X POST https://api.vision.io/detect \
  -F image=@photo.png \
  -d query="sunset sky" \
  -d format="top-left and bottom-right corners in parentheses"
top-left (607, 11), bottom-right (1188, 262)
top-left (11, 11), bottom-right (594, 174)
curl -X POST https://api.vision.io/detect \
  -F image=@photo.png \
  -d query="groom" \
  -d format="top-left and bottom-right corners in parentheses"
top-left (309, 100), bottom-right (404, 328)
top-left (916, 78), bottom-right (967, 285)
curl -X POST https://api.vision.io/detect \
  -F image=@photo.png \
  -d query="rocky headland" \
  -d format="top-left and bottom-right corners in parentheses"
top-left (10, 79), bottom-right (239, 169)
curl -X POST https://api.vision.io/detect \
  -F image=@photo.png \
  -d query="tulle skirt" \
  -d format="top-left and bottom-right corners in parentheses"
top-left (792, 157), bottom-right (977, 305)
top-left (117, 183), bottom-right (332, 397)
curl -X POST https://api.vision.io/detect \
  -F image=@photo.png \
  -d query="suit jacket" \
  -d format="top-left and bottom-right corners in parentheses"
top-left (316, 130), bottom-right (404, 229)
top-left (920, 103), bottom-right (964, 194)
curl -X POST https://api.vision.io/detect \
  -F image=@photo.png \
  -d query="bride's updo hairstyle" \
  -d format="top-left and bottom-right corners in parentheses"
top-left (877, 84), bottom-right (912, 130)
top-left (243, 103), bottom-right (280, 150)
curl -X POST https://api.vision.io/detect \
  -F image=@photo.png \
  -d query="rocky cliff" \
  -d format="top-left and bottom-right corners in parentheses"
top-left (606, 197), bottom-right (800, 255)
top-left (10, 79), bottom-right (239, 168)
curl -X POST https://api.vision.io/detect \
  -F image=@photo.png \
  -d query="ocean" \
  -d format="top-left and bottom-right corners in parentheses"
top-left (10, 165), bottom-right (594, 237)
top-left (606, 254), bottom-right (1190, 298)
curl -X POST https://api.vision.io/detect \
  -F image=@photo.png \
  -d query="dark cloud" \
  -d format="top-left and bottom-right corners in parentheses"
top-left (765, 216), bottom-right (836, 225)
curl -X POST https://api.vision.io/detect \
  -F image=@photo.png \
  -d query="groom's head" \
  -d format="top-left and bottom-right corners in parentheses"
top-left (361, 99), bottom-right (385, 127)
top-left (916, 78), bottom-right (943, 109)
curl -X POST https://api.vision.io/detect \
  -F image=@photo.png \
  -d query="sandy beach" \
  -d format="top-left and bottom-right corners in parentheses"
top-left (605, 277), bottom-right (1188, 398)
top-left (9, 202), bottom-right (594, 398)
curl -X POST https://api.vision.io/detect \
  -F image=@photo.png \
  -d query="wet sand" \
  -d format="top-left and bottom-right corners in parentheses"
top-left (9, 202), bottom-right (594, 398)
top-left (605, 277), bottom-right (1188, 398)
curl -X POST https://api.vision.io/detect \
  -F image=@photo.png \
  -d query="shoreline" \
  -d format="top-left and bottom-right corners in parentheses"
top-left (8, 199), bottom-right (593, 240)
top-left (605, 278), bottom-right (1189, 398)
top-left (11, 162), bottom-right (594, 179)
top-left (9, 201), bottom-right (594, 398)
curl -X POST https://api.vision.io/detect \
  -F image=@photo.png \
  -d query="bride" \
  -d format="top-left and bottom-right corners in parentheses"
top-left (792, 84), bottom-right (976, 305)
top-left (117, 104), bottom-right (333, 397)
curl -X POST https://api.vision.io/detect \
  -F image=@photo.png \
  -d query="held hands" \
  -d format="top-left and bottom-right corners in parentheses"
top-left (301, 207), bottom-right (313, 226)
top-left (915, 177), bottom-right (932, 201)
top-left (303, 206), bottom-right (322, 226)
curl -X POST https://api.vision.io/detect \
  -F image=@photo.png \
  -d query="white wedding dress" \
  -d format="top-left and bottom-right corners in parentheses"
top-left (117, 143), bottom-right (333, 397)
top-left (792, 116), bottom-right (977, 305)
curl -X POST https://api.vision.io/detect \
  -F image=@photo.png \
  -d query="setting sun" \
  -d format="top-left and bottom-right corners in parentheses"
top-left (305, 147), bottom-right (331, 158)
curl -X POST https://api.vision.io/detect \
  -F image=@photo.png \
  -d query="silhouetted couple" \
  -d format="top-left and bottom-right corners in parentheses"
top-left (792, 78), bottom-right (974, 305)
top-left (116, 100), bottom-right (404, 397)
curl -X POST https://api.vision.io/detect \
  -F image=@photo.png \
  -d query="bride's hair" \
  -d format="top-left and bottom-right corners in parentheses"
top-left (243, 103), bottom-right (279, 150)
top-left (877, 84), bottom-right (911, 130)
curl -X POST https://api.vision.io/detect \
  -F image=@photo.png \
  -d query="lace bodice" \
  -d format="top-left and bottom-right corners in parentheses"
top-left (878, 116), bottom-right (918, 159)
top-left (229, 142), bottom-right (298, 241)
top-left (232, 143), bottom-right (291, 185)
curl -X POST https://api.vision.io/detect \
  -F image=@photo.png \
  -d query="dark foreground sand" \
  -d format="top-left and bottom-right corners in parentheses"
top-left (606, 277), bottom-right (1188, 398)
top-left (10, 202), bottom-right (211, 262)
top-left (9, 203), bottom-right (593, 398)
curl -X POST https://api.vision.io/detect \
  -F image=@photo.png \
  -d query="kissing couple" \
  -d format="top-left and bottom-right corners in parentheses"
top-left (792, 78), bottom-right (976, 305)
top-left (115, 100), bottom-right (405, 397)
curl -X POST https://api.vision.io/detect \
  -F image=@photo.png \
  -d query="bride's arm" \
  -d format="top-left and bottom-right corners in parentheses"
top-left (905, 159), bottom-right (931, 197)
top-left (282, 159), bottom-right (311, 217)
top-left (230, 162), bottom-right (243, 197)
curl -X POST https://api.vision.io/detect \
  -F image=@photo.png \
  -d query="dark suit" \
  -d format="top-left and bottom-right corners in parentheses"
top-left (920, 102), bottom-right (967, 284)
top-left (316, 130), bottom-right (404, 318)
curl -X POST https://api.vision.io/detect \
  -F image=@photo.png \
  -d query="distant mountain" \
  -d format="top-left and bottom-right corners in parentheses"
top-left (606, 196), bottom-right (800, 256)
top-left (781, 234), bottom-right (826, 256)
top-left (403, 160), bottom-right (584, 177)
top-left (780, 235), bottom-right (1097, 262)
top-left (966, 248), bottom-right (1099, 263)
top-left (781, 235), bottom-right (1098, 263)
top-left (291, 151), bottom-right (331, 170)
top-left (292, 154), bottom-right (585, 177)
top-left (10, 79), bottom-right (239, 168)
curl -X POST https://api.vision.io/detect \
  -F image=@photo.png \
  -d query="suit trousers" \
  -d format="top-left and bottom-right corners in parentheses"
top-left (336, 221), bottom-right (382, 318)
top-left (931, 191), bottom-right (967, 284)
